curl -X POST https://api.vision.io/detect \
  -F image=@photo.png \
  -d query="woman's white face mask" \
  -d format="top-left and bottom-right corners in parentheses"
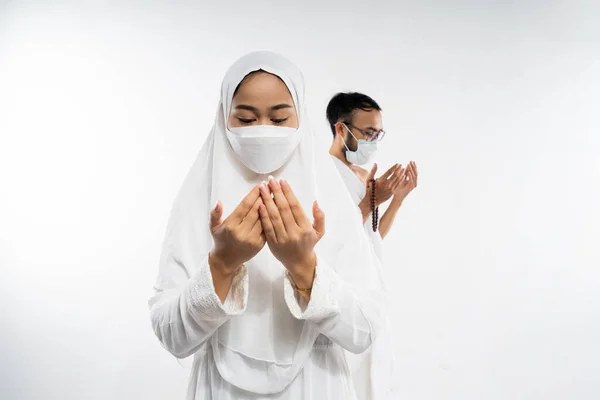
top-left (226, 125), bottom-right (301, 174)
top-left (342, 124), bottom-right (378, 166)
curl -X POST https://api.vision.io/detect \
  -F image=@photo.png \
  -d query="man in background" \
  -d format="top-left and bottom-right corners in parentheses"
top-left (326, 92), bottom-right (418, 399)
top-left (327, 92), bottom-right (418, 247)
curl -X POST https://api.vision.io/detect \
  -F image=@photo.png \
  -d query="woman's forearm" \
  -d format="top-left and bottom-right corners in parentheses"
top-left (149, 255), bottom-right (248, 358)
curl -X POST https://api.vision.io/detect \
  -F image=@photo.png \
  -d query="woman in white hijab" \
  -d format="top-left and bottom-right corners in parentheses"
top-left (148, 51), bottom-right (387, 399)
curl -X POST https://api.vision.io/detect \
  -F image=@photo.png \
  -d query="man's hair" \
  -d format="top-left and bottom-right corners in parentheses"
top-left (326, 92), bottom-right (382, 137)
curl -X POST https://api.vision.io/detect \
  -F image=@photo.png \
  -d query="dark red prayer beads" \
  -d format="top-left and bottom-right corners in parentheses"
top-left (370, 178), bottom-right (379, 232)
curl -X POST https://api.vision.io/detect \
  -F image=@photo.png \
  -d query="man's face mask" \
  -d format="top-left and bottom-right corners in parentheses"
top-left (342, 123), bottom-right (379, 166)
top-left (226, 125), bottom-right (301, 174)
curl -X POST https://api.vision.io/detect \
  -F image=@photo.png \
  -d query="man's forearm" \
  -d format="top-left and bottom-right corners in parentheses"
top-left (379, 197), bottom-right (403, 239)
top-left (358, 197), bottom-right (372, 224)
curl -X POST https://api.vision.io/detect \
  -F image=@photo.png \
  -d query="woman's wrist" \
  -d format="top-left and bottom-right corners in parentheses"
top-left (209, 251), bottom-right (243, 303)
top-left (209, 250), bottom-right (242, 277)
top-left (286, 253), bottom-right (316, 290)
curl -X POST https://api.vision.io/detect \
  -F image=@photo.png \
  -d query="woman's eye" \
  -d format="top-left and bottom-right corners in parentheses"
top-left (237, 118), bottom-right (256, 124)
top-left (272, 118), bottom-right (289, 124)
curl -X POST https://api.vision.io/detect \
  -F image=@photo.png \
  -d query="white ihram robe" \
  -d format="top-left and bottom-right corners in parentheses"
top-left (332, 156), bottom-right (396, 400)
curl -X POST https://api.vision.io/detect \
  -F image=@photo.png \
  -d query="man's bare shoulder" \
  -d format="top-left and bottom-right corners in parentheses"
top-left (350, 165), bottom-right (369, 184)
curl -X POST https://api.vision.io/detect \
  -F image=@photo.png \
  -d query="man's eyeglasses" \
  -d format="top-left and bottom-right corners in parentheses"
top-left (343, 122), bottom-right (386, 142)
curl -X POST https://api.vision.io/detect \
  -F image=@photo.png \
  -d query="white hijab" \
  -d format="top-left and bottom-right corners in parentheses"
top-left (153, 51), bottom-right (384, 394)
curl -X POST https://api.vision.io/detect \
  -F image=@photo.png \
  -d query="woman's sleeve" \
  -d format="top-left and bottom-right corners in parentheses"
top-left (148, 256), bottom-right (248, 358)
top-left (283, 248), bottom-right (386, 355)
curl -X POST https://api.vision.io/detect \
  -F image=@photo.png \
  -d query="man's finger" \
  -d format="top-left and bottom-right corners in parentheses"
top-left (392, 166), bottom-right (405, 183)
top-left (393, 168), bottom-right (407, 189)
top-left (410, 167), bottom-right (418, 187)
top-left (412, 161), bottom-right (418, 175)
top-left (280, 179), bottom-right (309, 228)
top-left (386, 166), bottom-right (404, 190)
top-left (411, 162), bottom-right (418, 185)
top-left (209, 201), bottom-right (223, 233)
top-left (367, 163), bottom-right (378, 182)
top-left (230, 185), bottom-right (261, 224)
top-left (390, 175), bottom-right (402, 191)
top-left (382, 164), bottom-right (401, 180)
top-left (399, 167), bottom-right (407, 180)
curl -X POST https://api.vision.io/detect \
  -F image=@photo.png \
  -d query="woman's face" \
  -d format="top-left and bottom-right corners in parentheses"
top-left (228, 71), bottom-right (299, 129)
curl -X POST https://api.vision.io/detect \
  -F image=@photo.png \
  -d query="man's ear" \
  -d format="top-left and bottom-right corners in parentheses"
top-left (334, 121), bottom-right (346, 138)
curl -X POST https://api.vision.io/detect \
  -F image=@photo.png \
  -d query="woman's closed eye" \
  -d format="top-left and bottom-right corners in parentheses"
top-left (236, 117), bottom-right (289, 125)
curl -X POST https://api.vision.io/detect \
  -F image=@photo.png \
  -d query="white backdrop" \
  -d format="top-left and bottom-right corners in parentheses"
top-left (1, 1), bottom-right (599, 399)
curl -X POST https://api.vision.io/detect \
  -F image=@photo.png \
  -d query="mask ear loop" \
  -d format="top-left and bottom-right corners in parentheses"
top-left (340, 123), bottom-right (359, 153)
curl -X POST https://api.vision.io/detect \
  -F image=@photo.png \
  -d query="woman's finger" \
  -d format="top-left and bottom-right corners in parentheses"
top-left (230, 185), bottom-right (261, 224)
top-left (312, 201), bottom-right (326, 239)
top-left (280, 179), bottom-right (309, 228)
top-left (268, 177), bottom-right (297, 230)
top-left (240, 197), bottom-right (263, 234)
top-left (260, 181), bottom-right (288, 240)
top-left (249, 217), bottom-right (264, 246)
top-left (258, 204), bottom-right (277, 244)
top-left (209, 200), bottom-right (224, 234)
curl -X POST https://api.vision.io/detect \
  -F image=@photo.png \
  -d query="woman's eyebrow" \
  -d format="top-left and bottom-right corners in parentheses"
top-left (234, 104), bottom-right (292, 112)
top-left (234, 104), bottom-right (258, 112)
top-left (270, 104), bottom-right (293, 111)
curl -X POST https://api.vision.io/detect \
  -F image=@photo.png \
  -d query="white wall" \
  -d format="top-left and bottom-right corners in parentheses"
top-left (1, 1), bottom-right (599, 399)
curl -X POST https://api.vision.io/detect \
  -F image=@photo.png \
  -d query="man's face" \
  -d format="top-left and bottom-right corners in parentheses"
top-left (342, 109), bottom-right (384, 152)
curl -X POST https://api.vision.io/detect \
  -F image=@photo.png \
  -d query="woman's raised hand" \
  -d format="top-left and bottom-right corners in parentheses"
top-left (209, 185), bottom-right (266, 278)
top-left (258, 177), bottom-right (325, 290)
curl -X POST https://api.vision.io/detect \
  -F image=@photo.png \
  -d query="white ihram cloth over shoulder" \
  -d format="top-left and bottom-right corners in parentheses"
top-left (148, 51), bottom-right (387, 399)
top-left (332, 155), bottom-right (397, 400)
